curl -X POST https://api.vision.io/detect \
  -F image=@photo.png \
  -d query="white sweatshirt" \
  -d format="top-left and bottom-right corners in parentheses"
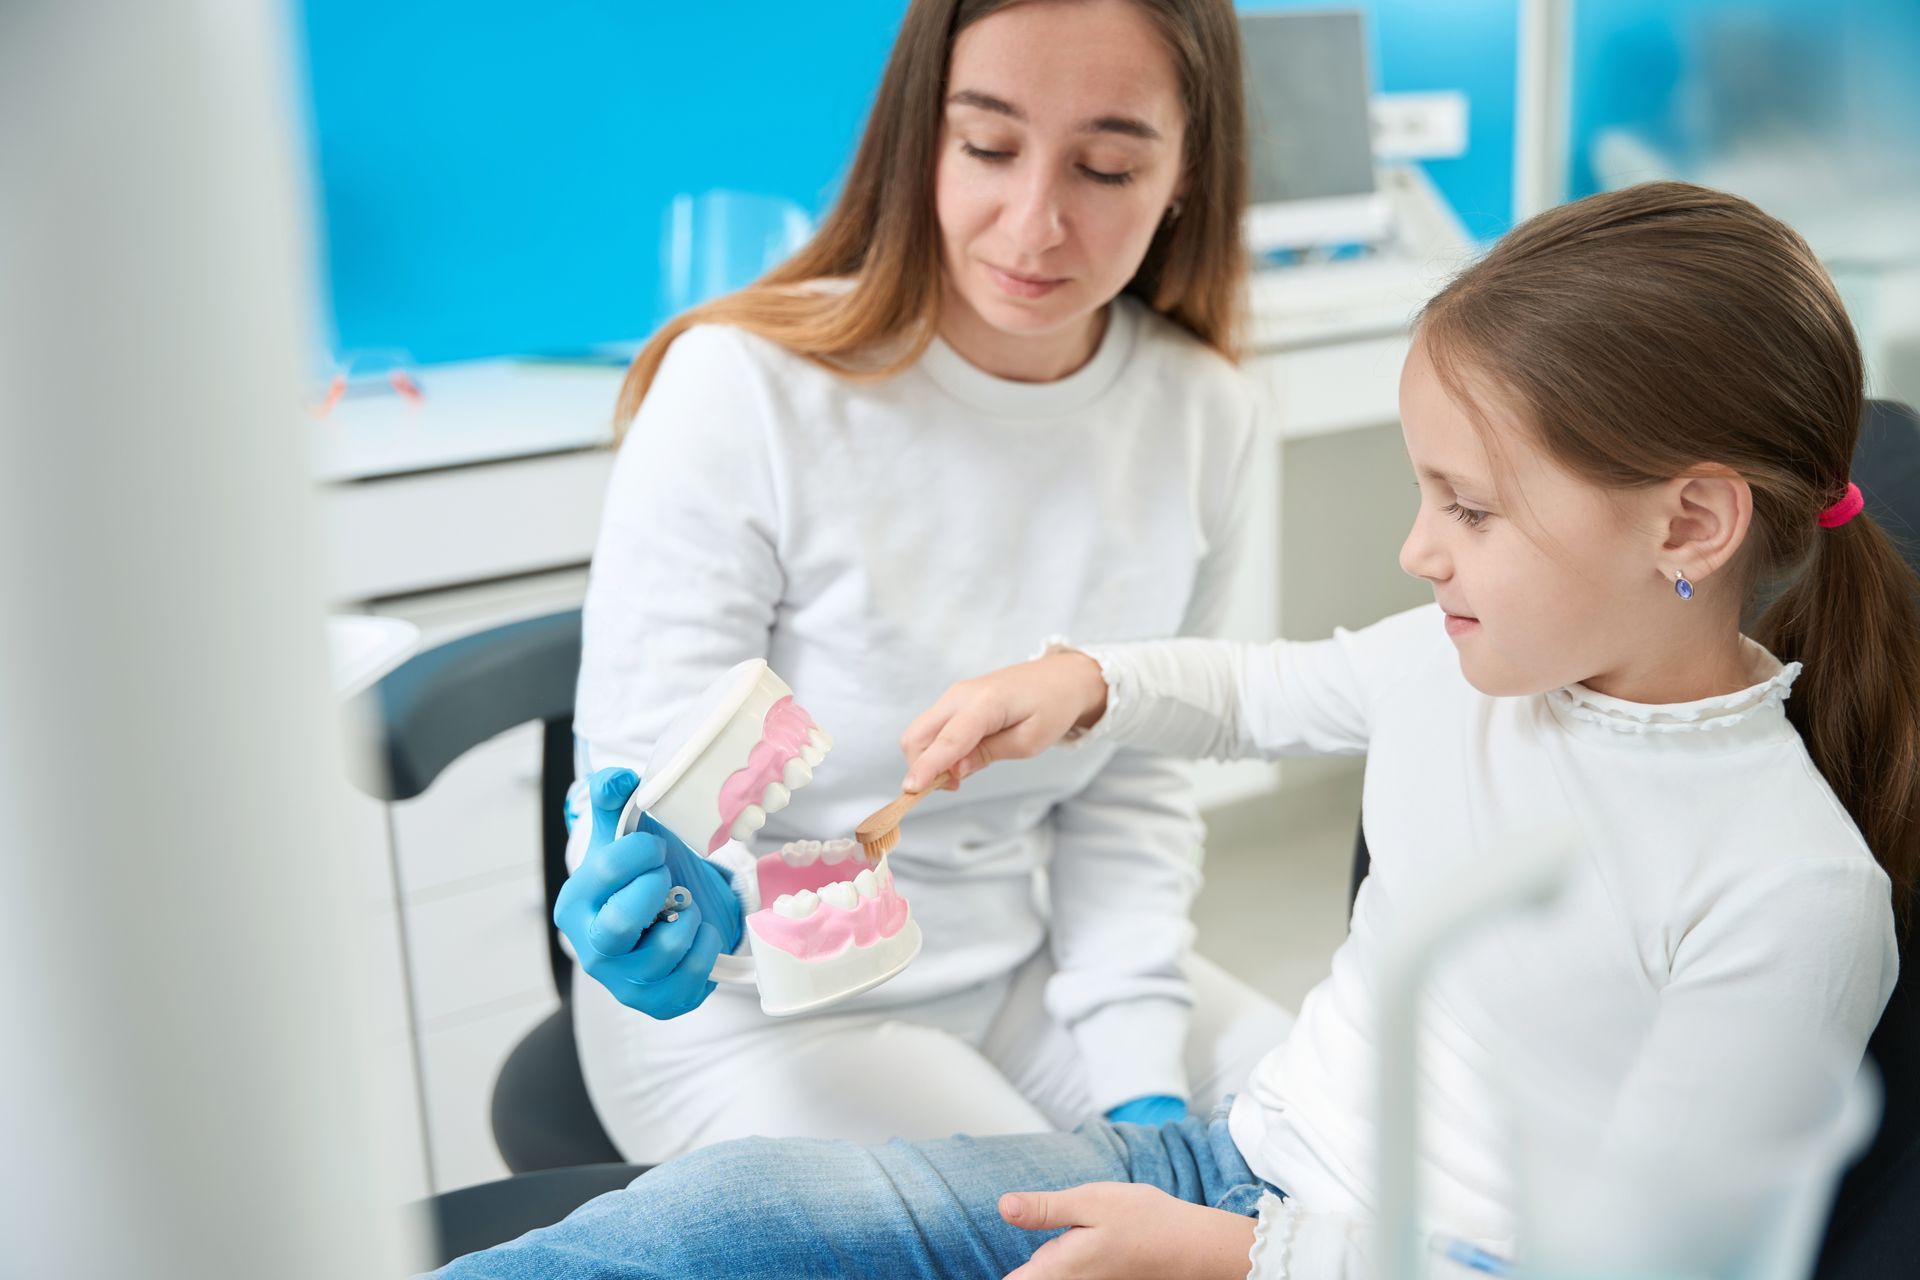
top-left (571, 295), bottom-right (1263, 1109)
top-left (1077, 604), bottom-right (1898, 1276)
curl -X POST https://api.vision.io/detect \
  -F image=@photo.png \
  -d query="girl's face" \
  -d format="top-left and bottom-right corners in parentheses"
top-left (1397, 338), bottom-right (1695, 699)
top-left (934, 0), bottom-right (1187, 364)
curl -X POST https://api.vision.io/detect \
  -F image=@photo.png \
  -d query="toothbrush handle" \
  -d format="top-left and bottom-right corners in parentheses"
top-left (855, 771), bottom-right (952, 841)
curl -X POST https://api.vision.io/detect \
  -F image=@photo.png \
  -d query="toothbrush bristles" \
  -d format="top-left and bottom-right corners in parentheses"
top-left (858, 826), bottom-right (899, 861)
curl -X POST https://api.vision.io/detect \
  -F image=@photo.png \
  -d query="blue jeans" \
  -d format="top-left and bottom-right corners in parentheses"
top-left (429, 1099), bottom-right (1279, 1279)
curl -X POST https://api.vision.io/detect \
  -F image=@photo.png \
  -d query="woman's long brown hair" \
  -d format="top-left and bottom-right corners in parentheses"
top-left (613, 0), bottom-right (1248, 440)
top-left (1421, 181), bottom-right (1920, 923)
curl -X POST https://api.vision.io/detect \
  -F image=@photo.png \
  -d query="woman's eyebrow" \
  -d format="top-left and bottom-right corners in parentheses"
top-left (946, 89), bottom-right (1163, 141)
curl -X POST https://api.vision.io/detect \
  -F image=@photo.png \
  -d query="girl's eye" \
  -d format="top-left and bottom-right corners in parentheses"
top-left (962, 142), bottom-right (1012, 163)
top-left (1078, 165), bottom-right (1133, 187)
top-left (1442, 501), bottom-right (1491, 529)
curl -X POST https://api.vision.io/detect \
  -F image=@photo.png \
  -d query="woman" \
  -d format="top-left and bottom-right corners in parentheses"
top-left (561, 0), bottom-right (1289, 1163)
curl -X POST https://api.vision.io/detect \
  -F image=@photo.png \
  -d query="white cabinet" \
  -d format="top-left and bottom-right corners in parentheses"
top-left (363, 570), bottom-right (588, 1192)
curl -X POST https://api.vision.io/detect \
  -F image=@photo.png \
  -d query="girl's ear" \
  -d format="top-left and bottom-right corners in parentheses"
top-left (1657, 464), bottom-right (1753, 583)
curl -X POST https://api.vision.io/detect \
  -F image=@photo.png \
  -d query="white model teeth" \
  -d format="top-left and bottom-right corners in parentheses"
top-left (820, 838), bottom-right (858, 864)
top-left (809, 727), bottom-right (833, 752)
top-left (800, 742), bottom-right (825, 767)
top-left (730, 805), bottom-right (767, 842)
top-left (773, 889), bottom-right (819, 919)
top-left (853, 868), bottom-right (879, 899)
top-left (760, 782), bottom-right (792, 814)
top-left (818, 881), bottom-right (858, 910)
top-left (782, 758), bottom-right (813, 789)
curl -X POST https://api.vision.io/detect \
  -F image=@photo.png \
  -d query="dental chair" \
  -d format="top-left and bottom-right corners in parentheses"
top-left (345, 609), bottom-right (648, 1265)
top-left (360, 403), bottom-right (1920, 1272)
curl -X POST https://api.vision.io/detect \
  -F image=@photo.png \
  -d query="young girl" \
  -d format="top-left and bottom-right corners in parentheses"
top-left (559, 0), bottom-right (1288, 1166)
top-left (435, 183), bottom-right (1910, 1279)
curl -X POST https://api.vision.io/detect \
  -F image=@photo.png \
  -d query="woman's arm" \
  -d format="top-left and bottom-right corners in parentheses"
top-left (560, 327), bottom-right (788, 1011)
top-left (572, 325), bottom-right (785, 794)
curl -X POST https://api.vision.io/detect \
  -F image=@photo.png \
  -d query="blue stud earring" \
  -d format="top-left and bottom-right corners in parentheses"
top-left (1673, 569), bottom-right (1694, 601)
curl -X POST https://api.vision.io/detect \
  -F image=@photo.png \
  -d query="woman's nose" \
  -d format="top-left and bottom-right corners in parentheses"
top-left (1004, 168), bottom-right (1066, 258)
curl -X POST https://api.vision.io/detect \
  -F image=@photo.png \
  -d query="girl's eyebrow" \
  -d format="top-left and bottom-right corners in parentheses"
top-left (1418, 464), bottom-right (1485, 490)
top-left (946, 89), bottom-right (1163, 141)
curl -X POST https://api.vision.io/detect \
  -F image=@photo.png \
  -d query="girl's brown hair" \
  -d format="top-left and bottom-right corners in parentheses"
top-left (1420, 180), bottom-right (1920, 921)
top-left (613, 0), bottom-right (1248, 439)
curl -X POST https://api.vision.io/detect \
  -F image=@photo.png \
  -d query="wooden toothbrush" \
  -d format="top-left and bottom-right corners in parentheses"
top-left (855, 771), bottom-right (953, 860)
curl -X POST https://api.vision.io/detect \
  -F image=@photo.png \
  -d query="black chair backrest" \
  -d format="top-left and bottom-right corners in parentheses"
top-left (1819, 399), bottom-right (1920, 1277)
top-left (346, 608), bottom-right (584, 997)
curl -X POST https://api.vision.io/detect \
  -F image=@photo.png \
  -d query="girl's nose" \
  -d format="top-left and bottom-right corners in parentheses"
top-left (1399, 510), bottom-right (1449, 584)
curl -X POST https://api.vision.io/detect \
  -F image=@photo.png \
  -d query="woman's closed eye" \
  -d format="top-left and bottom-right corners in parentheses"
top-left (960, 142), bottom-right (1134, 186)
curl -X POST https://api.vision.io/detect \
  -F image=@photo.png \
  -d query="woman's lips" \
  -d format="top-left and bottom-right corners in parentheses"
top-left (1443, 612), bottom-right (1480, 637)
top-left (985, 263), bottom-right (1066, 299)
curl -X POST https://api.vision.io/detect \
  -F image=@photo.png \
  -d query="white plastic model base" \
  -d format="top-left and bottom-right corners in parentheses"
top-left (723, 913), bottom-right (922, 1018)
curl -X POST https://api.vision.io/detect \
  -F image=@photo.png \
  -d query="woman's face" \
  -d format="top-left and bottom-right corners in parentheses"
top-left (934, 0), bottom-right (1188, 361)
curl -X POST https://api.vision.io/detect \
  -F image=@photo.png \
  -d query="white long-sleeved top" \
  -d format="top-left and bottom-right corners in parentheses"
top-left (571, 295), bottom-right (1263, 1109)
top-left (1077, 604), bottom-right (1898, 1276)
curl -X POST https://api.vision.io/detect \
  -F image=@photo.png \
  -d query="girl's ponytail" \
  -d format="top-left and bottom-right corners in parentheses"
top-left (1756, 498), bottom-right (1920, 925)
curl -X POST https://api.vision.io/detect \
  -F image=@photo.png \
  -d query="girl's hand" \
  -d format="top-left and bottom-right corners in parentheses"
top-left (999, 1183), bottom-right (1257, 1280)
top-left (899, 651), bottom-right (1109, 792)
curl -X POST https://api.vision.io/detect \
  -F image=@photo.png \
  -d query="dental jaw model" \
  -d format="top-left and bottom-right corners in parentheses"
top-left (615, 659), bottom-right (922, 1016)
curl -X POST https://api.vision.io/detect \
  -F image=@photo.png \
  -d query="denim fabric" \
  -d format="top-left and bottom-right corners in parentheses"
top-left (429, 1098), bottom-right (1279, 1279)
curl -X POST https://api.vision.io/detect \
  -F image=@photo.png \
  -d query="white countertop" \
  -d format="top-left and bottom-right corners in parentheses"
top-left (308, 359), bottom-right (623, 484)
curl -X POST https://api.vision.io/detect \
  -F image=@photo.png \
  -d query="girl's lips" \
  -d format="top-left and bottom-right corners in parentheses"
top-left (985, 263), bottom-right (1066, 299)
top-left (1443, 612), bottom-right (1480, 637)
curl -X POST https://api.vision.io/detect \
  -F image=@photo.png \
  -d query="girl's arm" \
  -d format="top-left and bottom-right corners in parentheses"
top-left (1598, 857), bottom-right (1894, 1171)
top-left (901, 607), bottom-right (1438, 793)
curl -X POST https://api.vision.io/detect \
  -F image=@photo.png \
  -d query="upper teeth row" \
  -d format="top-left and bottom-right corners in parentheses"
top-left (730, 729), bottom-right (833, 843)
top-left (771, 865), bottom-right (888, 917)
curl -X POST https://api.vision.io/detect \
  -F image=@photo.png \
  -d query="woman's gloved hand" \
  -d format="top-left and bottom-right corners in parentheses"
top-left (1104, 1094), bottom-right (1189, 1126)
top-left (553, 768), bottom-right (743, 1019)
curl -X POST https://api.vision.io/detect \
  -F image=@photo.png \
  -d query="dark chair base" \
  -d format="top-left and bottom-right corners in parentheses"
top-left (412, 1162), bottom-right (650, 1267)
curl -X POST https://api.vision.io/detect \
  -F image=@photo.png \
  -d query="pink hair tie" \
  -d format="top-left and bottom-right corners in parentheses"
top-left (1818, 481), bottom-right (1865, 529)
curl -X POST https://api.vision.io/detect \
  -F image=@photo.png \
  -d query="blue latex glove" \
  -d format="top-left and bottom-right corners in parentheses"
top-left (552, 767), bottom-right (745, 1019)
top-left (1105, 1094), bottom-right (1189, 1126)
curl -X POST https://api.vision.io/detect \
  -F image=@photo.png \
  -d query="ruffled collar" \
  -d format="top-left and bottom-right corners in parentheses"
top-left (1545, 638), bottom-right (1802, 750)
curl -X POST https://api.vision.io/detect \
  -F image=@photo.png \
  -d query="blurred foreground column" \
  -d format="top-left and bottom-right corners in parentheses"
top-left (0, 3), bottom-right (410, 1276)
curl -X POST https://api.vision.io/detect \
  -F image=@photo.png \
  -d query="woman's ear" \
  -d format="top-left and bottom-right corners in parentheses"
top-left (1657, 464), bottom-right (1753, 583)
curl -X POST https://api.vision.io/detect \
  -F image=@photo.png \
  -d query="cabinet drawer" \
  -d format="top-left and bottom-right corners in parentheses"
top-left (389, 721), bottom-right (547, 898)
top-left (418, 994), bottom-right (560, 1192)
top-left (404, 870), bottom-right (552, 1027)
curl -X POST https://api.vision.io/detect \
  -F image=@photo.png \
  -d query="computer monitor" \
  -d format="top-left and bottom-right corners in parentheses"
top-left (1239, 9), bottom-right (1393, 253)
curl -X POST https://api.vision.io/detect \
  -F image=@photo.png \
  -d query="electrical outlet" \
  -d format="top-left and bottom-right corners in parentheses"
top-left (1370, 92), bottom-right (1469, 161)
